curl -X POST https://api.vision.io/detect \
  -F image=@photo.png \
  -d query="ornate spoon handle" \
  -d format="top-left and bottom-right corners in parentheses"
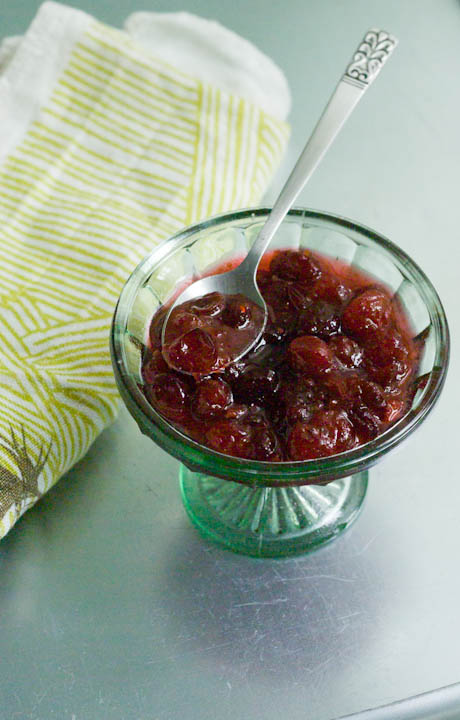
top-left (244, 29), bottom-right (398, 268)
top-left (343, 29), bottom-right (398, 88)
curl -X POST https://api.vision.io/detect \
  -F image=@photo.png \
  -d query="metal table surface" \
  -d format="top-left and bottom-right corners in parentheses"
top-left (1, 1), bottom-right (459, 719)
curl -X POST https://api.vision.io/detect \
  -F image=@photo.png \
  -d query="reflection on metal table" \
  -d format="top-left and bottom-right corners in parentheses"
top-left (1, 0), bottom-right (459, 718)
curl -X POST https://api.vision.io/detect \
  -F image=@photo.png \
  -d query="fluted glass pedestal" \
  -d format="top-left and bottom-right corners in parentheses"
top-left (180, 468), bottom-right (368, 557)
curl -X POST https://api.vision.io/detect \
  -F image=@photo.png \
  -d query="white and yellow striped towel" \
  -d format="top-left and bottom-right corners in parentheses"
top-left (0, 2), bottom-right (290, 538)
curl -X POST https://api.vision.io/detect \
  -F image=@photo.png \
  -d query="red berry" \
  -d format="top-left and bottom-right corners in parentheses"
top-left (285, 394), bottom-right (322, 425)
top-left (328, 335), bottom-right (363, 368)
top-left (166, 328), bottom-right (217, 374)
top-left (309, 272), bottom-right (351, 304)
top-left (321, 371), bottom-right (355, 408)
top-left (205, 420), bottom-right (253, 458)
top-left (222, 295), bottom-right (252, 328)
top-left (253, 425), bottom-right (282, 461)
top-left (263, 320), bottom-right (291, 344)
top-left (262, 278), bottom-right (294, 319)
top-left (287, 283), bottom-right (311, 310)
top-left (364, 329), bottom-right (409, 367)
top-left (383, 397), bottom-right (406, 423)
top-left (270, 249), bottom-right (322, 282)
top-left (189, 291), bottom-right (225, 317)
top-left (288, 336), bottom-right (333, 376)
top-left (145, 248), bottom-right (419, 463)
top-left (192, 377), bottom-right (233, 418)
top-left (145, 372), bottom-right (190, 421)
top-left (233, 365), bottom-right (280, 404)
top-left (298, 301), bottom-right (341, 339)
top-left (255, 268), bottom-right (272, 291)
top-left (350, 404), bottom-right (382, 442)
top-left (223, 403), bottom-right (249, 421)
top-left (223, 360), bottom-right (246, 385)
top-left (142, 349), bottom-right (168, 383)
top-left (277, 375), bottom-right (327, 426)
top-left (246, 336), bottom-right (281, 366)
top-left (342, 288), bottom-right (392, 341)
top-left (367, 357), bottom-right (411, 391)
top-left (164, 309), bottom-right (202, 343)
top-left (363, 331), bottom-right (412, 390)
top-left (245, 405), bottom-right (271, 427)
top-left (284, 402), bottom-right (314, 426)
top-left (357, 379), bottom-right (388, 418)
top-left (288, 410), bottom-right (357, 460)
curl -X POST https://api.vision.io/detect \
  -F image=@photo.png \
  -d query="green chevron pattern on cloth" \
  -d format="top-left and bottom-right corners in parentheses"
top-left (0, 11), bottom-right (289, 538)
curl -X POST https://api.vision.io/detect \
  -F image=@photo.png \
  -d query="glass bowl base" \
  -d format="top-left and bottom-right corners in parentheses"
top-left (179, 467), bottom-right (368, 558)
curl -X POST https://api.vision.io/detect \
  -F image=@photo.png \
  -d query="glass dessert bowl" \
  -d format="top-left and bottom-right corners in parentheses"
top-left (111, 208), bottom-right (449, 557)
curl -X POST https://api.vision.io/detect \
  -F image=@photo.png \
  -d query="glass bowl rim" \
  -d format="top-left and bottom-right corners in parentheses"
top-left (111, 206), bottom-right (450, 483)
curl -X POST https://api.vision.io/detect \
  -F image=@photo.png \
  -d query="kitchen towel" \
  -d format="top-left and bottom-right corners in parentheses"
top-left (0, 2), bottom-right (290, 537)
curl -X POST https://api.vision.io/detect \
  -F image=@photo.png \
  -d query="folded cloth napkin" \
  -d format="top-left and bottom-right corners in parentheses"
top-left (0, 2), bottom-right (290, 538)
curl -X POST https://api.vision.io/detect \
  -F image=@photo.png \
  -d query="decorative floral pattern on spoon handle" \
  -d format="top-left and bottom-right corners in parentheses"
top-left (344, 29), bottom-right (398, 89)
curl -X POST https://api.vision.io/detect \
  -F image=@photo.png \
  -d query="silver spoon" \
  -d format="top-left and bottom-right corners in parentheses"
top-left (162, 28), bottom-right (397, 369)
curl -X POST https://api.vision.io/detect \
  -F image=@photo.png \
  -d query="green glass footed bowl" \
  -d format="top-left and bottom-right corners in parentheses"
top-left (110, 208), bottom-right (449, 557)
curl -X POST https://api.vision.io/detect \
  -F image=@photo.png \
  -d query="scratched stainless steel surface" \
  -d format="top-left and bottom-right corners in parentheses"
top-left (1, 1), bottom-right (460, 719)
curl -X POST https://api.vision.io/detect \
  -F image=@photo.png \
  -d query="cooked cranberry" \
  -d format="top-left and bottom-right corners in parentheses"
top-left (298, 301), bottom-right (341, 338)
top-left (253, 425), bottom-right (282, 461)
top-left (145, 373), bottom-right (190, 420)
top-left (233, 365), bottom-right (280, 404)
top-left (245, 405), bottom-right (271, 426)
top-left (261, 279), bottom-right (295, 327)
top-left (246, 339), bottom-right (285, 370)
top-left (357, 379), bottom-right (388, 419)
top-left (205, 420), bottom-right (253, 458)
top-left (255, 269), bottom-right (272, 291)
top-left (287, 283), bottom-right (311, 310)
top-left (165, 309), bottom-right (201, 340)
top-left (222, 295), bottom-right (252, 328)
top-left (270, 249), bottom-right (322, 282)
top-left (309, 272), bottom-right (351, 304)
top-left (223, 403), bottom-right (249, 421)
top-left (223, 360), bottom-right (246, 385)
top-left (189, 291), bottom-right (225, 317)
top-left (285, 395), bottom-right (320, 425)
top-left (277, 375), bottom-right (327, 426)
top-left (142, 349), bottom-right (168, 383)
top-left (288, 409), bottom-right (357, 460)
top-left (367, 356), bottom-right (411, 391)
top-left (342, 288), bottom-right (392, 341)
top-left (192, 377), bottom-right (233, 418)
top-left (166, 328), bottom-right (217, 374)
top-left (144, 247), bottom-right (420, 462)
top-left (263, 320), bottom-right (291, 344)
top-left (329, 335), bottom-right (363, 368)
top-left (350, 404), bottom-right (382, 442)
top-left (384, 397), bottom-right (406, 423)
top-left (321, 371), bottom-right (354, 408)
top-left (364, 329), bottom-right (409, 367)
top-left (288, 336), bottom-right (333, 376)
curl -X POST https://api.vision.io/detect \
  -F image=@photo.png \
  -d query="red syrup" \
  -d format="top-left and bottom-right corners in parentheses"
top-left (142, 248), bottom-right (421, 461)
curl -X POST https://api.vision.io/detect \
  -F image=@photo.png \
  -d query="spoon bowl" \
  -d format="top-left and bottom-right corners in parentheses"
top-left (161, 261), bottom-right (268, 372)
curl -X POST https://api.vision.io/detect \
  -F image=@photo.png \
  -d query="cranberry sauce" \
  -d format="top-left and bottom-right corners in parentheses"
top-left (162, 293), bottom-right (264, 375)
top-left (142, 248), bottom-right (421, 461)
